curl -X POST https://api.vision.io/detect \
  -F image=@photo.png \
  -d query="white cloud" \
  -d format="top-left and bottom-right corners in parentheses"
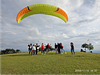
top-left (0, 47), bottom-right (5, 50)
top-left (47, 35), bottom-right (55, 39)
top-left (62, 33), bottom-right (69, 38)
top-left (25, 36), bottom-right (38, 41)
top-left (45, 25), bottom-right (53, 28)
top-left (1, 0), bottom-right (100, 51)
top-left (27, 28), bottom-right (41, 36)
top-left (1, 31), bottom-right (16, 35)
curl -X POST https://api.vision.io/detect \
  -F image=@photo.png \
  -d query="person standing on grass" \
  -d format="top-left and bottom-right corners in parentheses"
top-left (29, 44), bottom-right (32, 56)
top-left (55, 43), bottom-right (58, 54)
top-left (36, 43), bottom-right (39, 55)
top-left (46, 43), bottom-right (50, 54)
top-left (32, 44), bottom-right (36, 55)
top-left (60, 43), bottom-right (66, 54)
top-left (58, 43), bottom-right (61, 54)
top-left (70, 42), bottom-right (75, 54)
top-left (41, 43), bottom-right (45, 55)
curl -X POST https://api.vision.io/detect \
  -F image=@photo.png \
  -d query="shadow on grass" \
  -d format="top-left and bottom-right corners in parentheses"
top-left (46, 52), bottom-right (58, 55)
top-left (3, 52), bottom-right (70, 57)
top-left (4, 53), bottom-right (29, 57)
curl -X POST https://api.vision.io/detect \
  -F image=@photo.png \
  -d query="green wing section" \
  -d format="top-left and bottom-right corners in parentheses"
top-left (18, 4), bottom-right (67, 23)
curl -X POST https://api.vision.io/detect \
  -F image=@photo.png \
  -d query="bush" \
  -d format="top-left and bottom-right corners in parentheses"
top-left (0, 51), bottom-right (4, 55)
top-left (16, 49), bottom-right (21, 53)
top-left (1, 48), bottom-right (16, 55)
top-left (5, 49), bottom-right (16, 54)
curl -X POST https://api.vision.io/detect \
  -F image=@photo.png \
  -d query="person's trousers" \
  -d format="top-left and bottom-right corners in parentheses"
top-left (71, 49), bottom-right (75, 54)
top-left (58, 48), bottom-right (60, 54)
top-left (46, 48), bottom-right (49, 54)
top-left (32, 50), bottom-right (36, 55)
top-left (29, 50), bottom-right (32, 55)
top-left (41, 49), bottom-right (45, 54)
top-left (36, 50), bottom-right (38, 55)
top-left (61, 49), bottom-right (65, 53)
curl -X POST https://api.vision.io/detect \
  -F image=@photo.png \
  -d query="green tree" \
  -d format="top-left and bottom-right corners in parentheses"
top-left (81, 43), bottom-right (94, 52)
top-left (81, 43), bottom-right (88, 51)
top-left (88, 43), bottom-right (94, 50)
top-left (16, 49), bottom-right (21, 53)
top-left (5, 48), bottom-right (16, 54)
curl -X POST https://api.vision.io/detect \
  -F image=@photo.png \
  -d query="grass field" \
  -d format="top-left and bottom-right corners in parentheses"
top-left (1, 51), bottom-right (100, 74)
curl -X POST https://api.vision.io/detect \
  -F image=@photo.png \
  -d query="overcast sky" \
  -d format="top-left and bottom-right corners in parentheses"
top-left (1, 0), bottom-right (100, 52)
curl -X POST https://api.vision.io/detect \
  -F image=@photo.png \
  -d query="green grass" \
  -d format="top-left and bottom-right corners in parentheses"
top-left (1, 51), bottom-right (100, 74)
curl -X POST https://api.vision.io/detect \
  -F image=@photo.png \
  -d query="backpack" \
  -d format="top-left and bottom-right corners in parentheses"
top-left (61, 46), bottom-right (63, 49)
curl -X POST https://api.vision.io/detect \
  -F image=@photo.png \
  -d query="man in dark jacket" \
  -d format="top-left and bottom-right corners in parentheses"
top-left (35, 43), bottom-right (39, 55)
top-left (58, 43), bottom-right (61, 54)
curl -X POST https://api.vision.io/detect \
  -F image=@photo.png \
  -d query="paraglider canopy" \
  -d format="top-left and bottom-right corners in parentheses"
top-left (16, 4), bottom-right (68, 24)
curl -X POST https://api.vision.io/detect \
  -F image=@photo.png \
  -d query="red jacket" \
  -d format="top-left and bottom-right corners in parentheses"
top-left (47, 45), bottom-right (50, 48)
top-left (41, 45), bottom-right (44, 49)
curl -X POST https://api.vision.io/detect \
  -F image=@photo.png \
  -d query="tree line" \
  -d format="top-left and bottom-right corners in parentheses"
top-left (0, 49), bottom-right (21, 55)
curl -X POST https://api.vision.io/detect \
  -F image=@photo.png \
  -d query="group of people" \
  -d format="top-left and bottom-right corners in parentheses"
top-left (28, 42), bottom-right (75, 55)
top-left (55, 43), bottom-right (66, 54)
top-left (55, 42), bottom-right (75, 54)
top-left (41, 43), bottom-right (51, 55)
top-left (54, 42), bottom-right (75, 54)
top-left (28, 43), bottom-right (51, 55)
top-left (28, 43), bottom-right (40, 55)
